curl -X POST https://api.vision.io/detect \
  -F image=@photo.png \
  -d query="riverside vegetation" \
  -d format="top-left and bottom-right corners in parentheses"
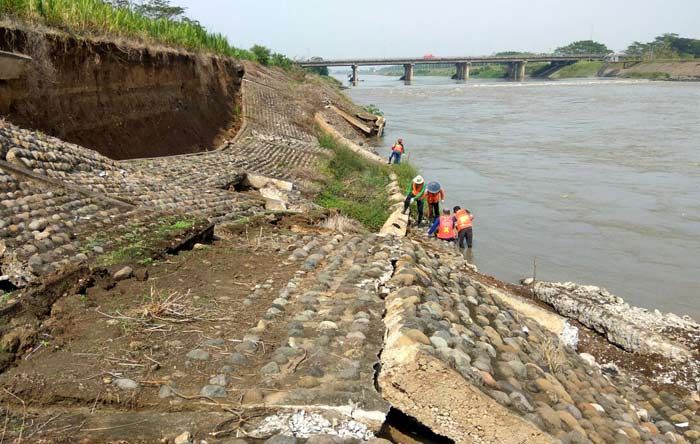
top-left (315, 130), bottom-right (418, 231)
top-left (371, 36), bottom-right (700, 80)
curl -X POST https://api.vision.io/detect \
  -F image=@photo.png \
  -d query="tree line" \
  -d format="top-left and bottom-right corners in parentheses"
top-left (553, 35), bottom-right (700, 59)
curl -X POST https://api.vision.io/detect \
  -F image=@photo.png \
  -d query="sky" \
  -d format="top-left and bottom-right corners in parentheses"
top-left (176, 0), bottom-right (700, 59)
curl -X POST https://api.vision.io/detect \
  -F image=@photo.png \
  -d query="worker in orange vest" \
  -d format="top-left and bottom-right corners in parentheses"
top-left (402, 175), bottom-right (426, 225)
top-left (425, 181), bottom-right (445, 222)
top-left (388, 138), bottom-right (405, 164)
top-left (428, 208), bottom-right (457, 242)
top-left (453, 206), bottom-right (475, 249)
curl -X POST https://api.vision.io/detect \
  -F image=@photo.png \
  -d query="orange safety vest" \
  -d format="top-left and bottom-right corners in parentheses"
top-left (437, 215), bottom-right (456, 240)
top-left (455, 209), bottom-right (473, 230)
top-left (426, 189), bottom-right (443, 204)
top-left (411, 182), bottom-right (425, 198)
top-left (392, 143), bottom-right (404, 154)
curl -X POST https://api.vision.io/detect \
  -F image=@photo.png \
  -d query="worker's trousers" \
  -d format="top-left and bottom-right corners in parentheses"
top-left (457, 227), bottom-right (473, 249)
top-left (403, 195), bottom-right (424, 224)
top-left (428, 202), bottom-right (440, 221)
top-left (388, 151), bottom-right (402, 164)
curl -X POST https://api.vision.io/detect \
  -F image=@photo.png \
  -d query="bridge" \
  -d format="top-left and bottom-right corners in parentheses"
top-left (298, 54), bottom-right (626, 83)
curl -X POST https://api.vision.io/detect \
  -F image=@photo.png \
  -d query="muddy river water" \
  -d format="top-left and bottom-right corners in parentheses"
top-left (339, 74), bottom-right (700, 320)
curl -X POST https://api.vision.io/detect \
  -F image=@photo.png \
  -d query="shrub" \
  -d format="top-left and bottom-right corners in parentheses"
top-left (363, 104), bottom-right (384, 116)
top-left (250, 44), bottom-right (271, 66)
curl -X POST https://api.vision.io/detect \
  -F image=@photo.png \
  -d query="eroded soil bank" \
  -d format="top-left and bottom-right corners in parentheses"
top-left (0, 25), bottom-right (243, 160)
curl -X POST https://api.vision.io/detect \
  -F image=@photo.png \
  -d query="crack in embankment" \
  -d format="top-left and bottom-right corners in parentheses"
top-left (372, 257), bottom-right (398, 394)
top-left (372, 248), bottom-right (454, 443)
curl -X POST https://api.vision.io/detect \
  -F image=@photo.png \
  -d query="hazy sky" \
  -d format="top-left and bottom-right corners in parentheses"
top-left (176, 0), bottom-right (700, 59)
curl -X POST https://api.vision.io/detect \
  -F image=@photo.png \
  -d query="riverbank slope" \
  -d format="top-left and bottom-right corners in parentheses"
top-left (0, 26), bottom-right (698, 444)
top-left (601, 60), bottom-right (700, 81)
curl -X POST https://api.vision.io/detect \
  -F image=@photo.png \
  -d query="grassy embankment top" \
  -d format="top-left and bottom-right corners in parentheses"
top-left (0, 0), bottom-right (291, 67)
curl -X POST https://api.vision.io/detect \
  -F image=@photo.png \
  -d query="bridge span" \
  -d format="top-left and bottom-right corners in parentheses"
top-left (298, 54), bottom-right (626, 83)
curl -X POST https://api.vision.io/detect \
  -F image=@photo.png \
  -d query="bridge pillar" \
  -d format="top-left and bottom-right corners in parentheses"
top-left (511, 61), bottom-right (527, 81)
top-left (454, 62), bottom-right (468, 80)
top-left (402, 63), bottom-right (414, 83)
top-left (351, 64), bottom-right (359, 85)
top-left (454, 62), bottom-right (471, 80)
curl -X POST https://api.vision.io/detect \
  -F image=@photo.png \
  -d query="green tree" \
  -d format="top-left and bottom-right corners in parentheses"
top-left (134, 0), bottom-right (186, 21)
top-left (626, 41), bottom-right (648, 56)
top-left (270, 52), bottom-right (293, 69)
top-left (625, 34), bottom-right (700, 60)
top-left (305, 66), bottom-right (329, 76)
top-left (555, 40), bottom-right (610, 55)
top-left (250, 44), bottom-right (271, 65)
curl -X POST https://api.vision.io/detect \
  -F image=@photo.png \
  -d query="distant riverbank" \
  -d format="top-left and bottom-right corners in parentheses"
top-left (602, 60), bottom-right (700, 81)
top-left (370, 60), bottom-right (700, 81)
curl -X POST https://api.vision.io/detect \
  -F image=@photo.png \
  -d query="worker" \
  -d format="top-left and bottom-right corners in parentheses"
top-left (425, 181), bottom-right (445, 222)
top-left (402, 175), bottom-right (426, 225)
top-left (453, 206), bottom-right (475, 249)
top-left (428, 208), bottom-right (457, 241)
top-left (388, 138), bottom-right (405, 164)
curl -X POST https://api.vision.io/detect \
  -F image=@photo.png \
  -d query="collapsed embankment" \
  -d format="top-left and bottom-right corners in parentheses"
top-left (0, 24), bottom-right (243, 160)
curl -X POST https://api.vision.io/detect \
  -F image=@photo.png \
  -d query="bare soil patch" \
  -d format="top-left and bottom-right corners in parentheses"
top-left (0, 224), bottom-right (302, 440)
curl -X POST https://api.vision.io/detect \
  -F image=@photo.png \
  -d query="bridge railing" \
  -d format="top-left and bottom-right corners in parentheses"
top-left (297, 54), bottom-right (635, 67)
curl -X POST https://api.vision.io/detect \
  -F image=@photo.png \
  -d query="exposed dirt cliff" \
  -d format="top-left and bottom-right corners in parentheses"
top-left (0, 25), bottom-right (243, 160)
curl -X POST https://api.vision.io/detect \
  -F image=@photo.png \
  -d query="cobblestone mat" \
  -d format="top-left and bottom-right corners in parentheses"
top-left (0, 64), bottom-right (338, 287)
top-left (0, 166), bottom-right (161, 286)
top-left (379, 236), bottom-right (700, 443)
top-left (137, 233), bottom-right (395, 437)
top-left (243, 83), bottom-right (317, 143)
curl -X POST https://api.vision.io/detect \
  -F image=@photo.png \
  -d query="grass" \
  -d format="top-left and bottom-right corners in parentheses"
top-left (620, 71), bottom-right (671, 80)
top-left (471, 65), bottom-right (508, 78)
top-left (0, 291), bottom-right (13, 304)
top-left (363, 104), bottom-right (384, 116)
top-left (95, 216), bottom-right (197, 266)
top-left (0, 0), bottom-right (291, 66)
top-left (314, 131), bottom-right (392, 231)
top-left (320, 75), bottom-right (343, 89)
top-left (550, 61), bottom-right (603, 79)
top-left (392, 161), bottom-right (420, 192)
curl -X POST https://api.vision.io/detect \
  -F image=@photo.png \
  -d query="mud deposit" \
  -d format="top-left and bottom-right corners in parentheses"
top-left (0, 25), bottom-right (242, 160)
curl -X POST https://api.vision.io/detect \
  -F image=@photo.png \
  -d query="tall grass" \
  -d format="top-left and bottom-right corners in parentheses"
top-left (315, 131), bottom-right (391, 231)
top-left (0, 0), bottom-right (290, 65)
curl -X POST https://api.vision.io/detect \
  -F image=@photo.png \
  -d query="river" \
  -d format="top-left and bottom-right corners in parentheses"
top-left (338, 74), bottom-right (700, 320)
